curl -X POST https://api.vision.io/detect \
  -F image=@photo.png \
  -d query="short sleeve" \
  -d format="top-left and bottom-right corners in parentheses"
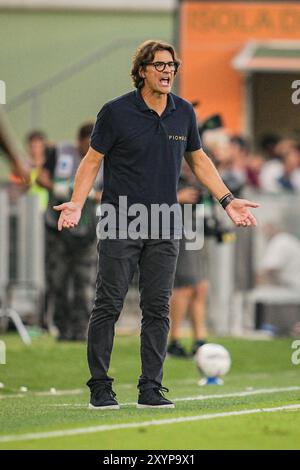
top-left (90, 104), bottom-right (117, 155)
top-left (186, 106), bottom-right (202, 152)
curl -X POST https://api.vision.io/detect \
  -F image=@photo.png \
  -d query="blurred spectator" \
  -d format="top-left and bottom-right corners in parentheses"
top-left (201, 128), bottom-right (230, 163)
top-left (276, 144), bottom-right (300, 192)
top-left (260, 133), bottom-right (281, 161)
top-left (260, 141), bottom-right (300, 193)
top-left (229, 135), bottom-right (250, 165)
top-left (246, 221), bottom-right (300, 337)
top-left (26, 130), bottom-right (49, 212)
top-left (7, 156), bottom-right (30, 202)
top-left (205, 132), bottom-right (248, 196)
top-left (257, 222), bottom-right (300, 290)
top-left (245, 152), bottom-right (264, 189)
top-left (225, 135), bottom-right (249, 195)
top-left (202, 130), bottom-right (300, 195)
top-left (275, 139), bottom-right (298, 157)
top-left (38, 122), bottom-right (101, 341)
top-left (168, 161), bottom-right (208, 358)
top-left (0, 107), bottom-right (30, 197)
top-left (257, 161), bottom-right (281, 194)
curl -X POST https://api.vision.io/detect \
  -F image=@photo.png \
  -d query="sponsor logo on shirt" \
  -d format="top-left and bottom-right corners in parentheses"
top-left (168, 135), bottom-right (187, 142)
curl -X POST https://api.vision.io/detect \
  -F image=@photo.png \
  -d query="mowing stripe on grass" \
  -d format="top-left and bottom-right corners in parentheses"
top-left (1, 404), bottom-right (300, 443)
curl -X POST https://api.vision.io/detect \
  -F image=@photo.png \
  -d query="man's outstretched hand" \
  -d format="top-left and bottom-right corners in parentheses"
top-left (225, 198), bottom-right (259, 227)
top-left (53, 201), bottom-right (82, 231)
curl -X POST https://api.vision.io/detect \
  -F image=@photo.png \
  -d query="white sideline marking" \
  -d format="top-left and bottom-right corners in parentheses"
top-left (1, 385), bottom-right (300, 405)
top-left (0, 389), bottom-right (85, 399)
top-left (0, 394), bottom-right (25, 400)
top-left (36, 389), bottom-right (83, 397)
top-left (174, 386), bottom-right (300, 402)
top-left (43, 385), bottom-right (300, 408)
top-left (0, 379), bottom-right (195, 400)
top-left (1, 404), bottom-right (300, 443)
top-left (133, 385), bottom-right (300, 407)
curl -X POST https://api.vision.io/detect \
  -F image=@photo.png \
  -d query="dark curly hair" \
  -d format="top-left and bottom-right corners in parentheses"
top-left (131, 40), bottom-right (181, 89)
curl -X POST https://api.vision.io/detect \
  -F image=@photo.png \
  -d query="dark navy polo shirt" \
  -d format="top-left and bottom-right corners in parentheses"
top-left (90, 89), bottom-right (202, 236)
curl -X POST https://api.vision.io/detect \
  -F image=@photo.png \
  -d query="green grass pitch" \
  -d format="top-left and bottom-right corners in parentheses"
top-left (0, 333), bottom-right (299, 450)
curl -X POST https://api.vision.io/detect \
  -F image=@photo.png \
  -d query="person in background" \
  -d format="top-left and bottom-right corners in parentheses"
top-left (203, 132), bottom-right (248, 197)
top-left (168, 161), bottom-right (209, 358)
top-left (260, 139), bottom-right (294, 192)
top-left (38, 122), bottom-right (101, 341)
top-left (257, 222), bottom-right (300, 291)
top-left (247, 220), bottom-right (300, 335)
top-left (260, 141), bottom-right (300, 193)
top-left (26, 130), bottom-right (49, 212)
top-left (245, 152), bottom-right (264, 190)
top-left (224, 135), bottom-right (248, 197)
top-left (276, 144), bottom-right (300, 192)
top-left (0, 106), bottom-right (30, 198)
top-left (257, 133), bottom-right (281, 192)
top-left (260, 134), bottom-right (281, 162)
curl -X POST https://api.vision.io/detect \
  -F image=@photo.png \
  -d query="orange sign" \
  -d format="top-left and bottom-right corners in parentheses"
top-left (179, 1), bottom-right (300, 132)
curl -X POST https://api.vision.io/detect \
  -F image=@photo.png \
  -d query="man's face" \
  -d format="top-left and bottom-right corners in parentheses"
top-left (140, 50), bottom-right (176, 95)
top-left (28, 138), bottom-right (45, 165)
top-left (283, 148), bottom-right (300, 173)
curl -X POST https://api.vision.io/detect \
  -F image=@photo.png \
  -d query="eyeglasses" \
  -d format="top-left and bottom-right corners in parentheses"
top-left (144, 61), bottom-right (179, 72)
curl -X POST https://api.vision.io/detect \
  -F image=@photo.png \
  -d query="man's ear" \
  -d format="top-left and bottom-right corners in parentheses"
top-left (139, 66), bottom-right (146, 79)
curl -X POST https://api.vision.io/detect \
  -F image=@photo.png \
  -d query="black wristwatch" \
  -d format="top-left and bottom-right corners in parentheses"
top-left (219, 192), bottom-right (235, 209)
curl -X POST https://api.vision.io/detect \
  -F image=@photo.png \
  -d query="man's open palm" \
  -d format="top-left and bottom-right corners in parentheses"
top-left (53, 201), bottom-right (82, 231)
top-left (225, 198), bottom-right (259, 227)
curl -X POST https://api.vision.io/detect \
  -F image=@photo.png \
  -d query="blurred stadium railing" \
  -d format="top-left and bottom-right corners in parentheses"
top-left (0, 191), bottom-right (44, 340)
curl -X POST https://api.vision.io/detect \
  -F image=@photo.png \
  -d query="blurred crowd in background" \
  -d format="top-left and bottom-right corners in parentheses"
top-left (207, 132), bottom-right (300, 195)
top-left (5, 120), bottom-right (300, 204)
top-left (1, 112), bottom-right (300, 344)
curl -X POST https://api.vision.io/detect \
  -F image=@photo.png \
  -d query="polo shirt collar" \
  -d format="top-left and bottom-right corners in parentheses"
top-left (134, 89), bottom-right (176, 114)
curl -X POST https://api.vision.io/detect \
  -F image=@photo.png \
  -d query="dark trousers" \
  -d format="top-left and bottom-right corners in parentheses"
top-left (87, 237), bottom-right (179, 391)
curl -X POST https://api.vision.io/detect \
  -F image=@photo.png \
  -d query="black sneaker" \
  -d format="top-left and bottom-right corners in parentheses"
top-left (167, 340), bottom-right (188, 358)
top-left (57, 332), bottom-right (73, 342)
top-left (88, 383), bottom-right (120, 410)
top-left (137, 386), bottom-right (175, 409)
top-left (70, 332), bottom-right (87, 342)
top-left (191, 339), bottom-right (206, 356)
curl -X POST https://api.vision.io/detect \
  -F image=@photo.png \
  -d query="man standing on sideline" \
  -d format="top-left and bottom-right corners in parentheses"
top-left (54, 40), bottom-right (259, 410)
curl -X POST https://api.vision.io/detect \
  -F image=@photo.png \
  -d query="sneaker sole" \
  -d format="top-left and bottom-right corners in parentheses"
top-left (136, 403), bottom-right (175, 409)
top-left (88, 403), bottom-right (120, 410)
